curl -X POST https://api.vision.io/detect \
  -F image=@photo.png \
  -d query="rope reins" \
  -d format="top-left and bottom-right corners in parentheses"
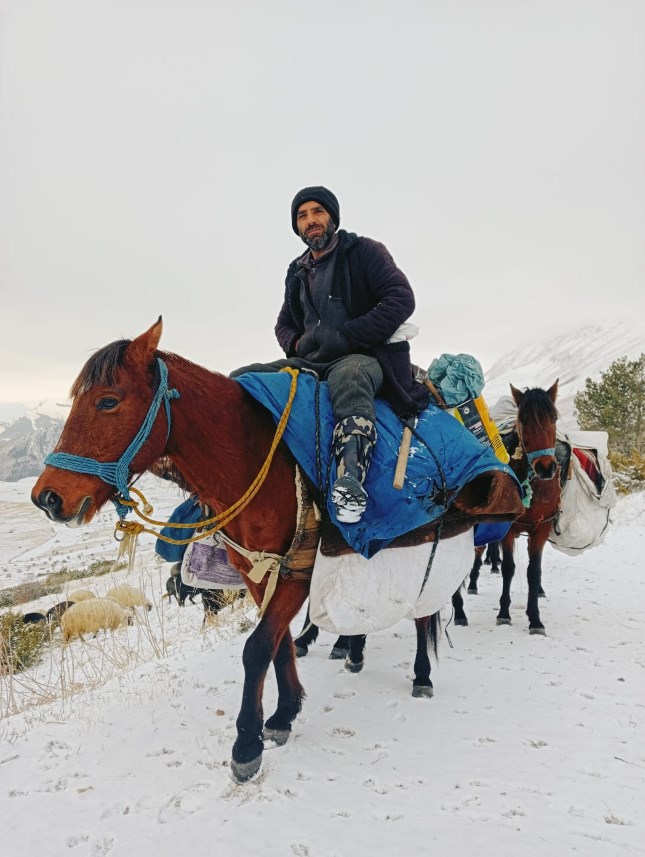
top-left (114, 367), bottom-right (300, 544)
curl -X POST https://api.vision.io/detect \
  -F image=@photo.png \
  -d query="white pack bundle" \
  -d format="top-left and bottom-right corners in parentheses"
top-left (309, 530), bottom-right (474, 636)
top-left (549, 430), bottom-right (616, 556)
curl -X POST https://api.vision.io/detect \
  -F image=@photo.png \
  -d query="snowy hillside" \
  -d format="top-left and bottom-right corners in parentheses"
top-left (483, 319), bottom-right (645, 430)
top-left (0, 472), bottom-right (643, 856)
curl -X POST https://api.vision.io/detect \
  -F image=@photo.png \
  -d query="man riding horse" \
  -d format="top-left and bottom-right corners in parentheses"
top-left (231, 186), bottom-right (429, 523)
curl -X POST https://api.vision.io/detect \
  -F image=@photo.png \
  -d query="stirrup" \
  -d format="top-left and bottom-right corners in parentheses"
top-left (331, 475), bottom-right (368, 524)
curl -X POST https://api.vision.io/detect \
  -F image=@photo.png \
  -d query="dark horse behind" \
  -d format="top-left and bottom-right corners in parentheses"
top-left (452, 382), bottom-right (561, 634)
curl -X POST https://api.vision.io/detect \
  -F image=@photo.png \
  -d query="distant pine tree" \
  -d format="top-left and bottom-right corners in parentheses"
top-left (574, 354), bottom-right (645, 455)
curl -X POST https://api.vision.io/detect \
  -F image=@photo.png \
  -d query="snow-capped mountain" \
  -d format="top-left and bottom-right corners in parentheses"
top-left (483, 319), bottom-right (645, 430)
top-left (0, 411), bottom-right (67, 481)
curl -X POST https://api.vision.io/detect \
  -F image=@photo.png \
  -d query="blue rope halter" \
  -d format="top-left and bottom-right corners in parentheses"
top-left (45, 358), bottom-right (180, 512)
top-left (526, 447), bottom-right (556, 464)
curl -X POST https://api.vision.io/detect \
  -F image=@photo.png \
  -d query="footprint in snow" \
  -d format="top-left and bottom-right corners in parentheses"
top-left (158, 782), bottom-right (212, 823)
top-left (145, 747), bottom-right (176, 758)
top-left (330, 727), bottom-right (356, 738)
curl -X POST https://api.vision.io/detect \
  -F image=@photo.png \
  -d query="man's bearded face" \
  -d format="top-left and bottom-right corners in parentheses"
top-left (296, 202), bottom-right (336, 251)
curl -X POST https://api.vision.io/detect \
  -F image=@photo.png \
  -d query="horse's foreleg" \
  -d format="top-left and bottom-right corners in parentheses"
top-left (452, 584), bottom-right (468, 626)
top-left (497, 533), bottom-right (516, 625)
top-left (526, 527), bottom-right (549, 635)
top-left (231, 580), bottom-right (308, 783)
top-left (264, 628), bottom-right (305, 743)
top-left (468, 546), bottom-right (485, 593)
top-left (412, 616), bottom-right (433, 697)
top-left (344, 635), bottom-right (366, 673)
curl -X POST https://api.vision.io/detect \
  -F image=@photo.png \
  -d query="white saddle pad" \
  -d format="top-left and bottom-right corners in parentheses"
top-left (309, 529), bottom-right (474, 635)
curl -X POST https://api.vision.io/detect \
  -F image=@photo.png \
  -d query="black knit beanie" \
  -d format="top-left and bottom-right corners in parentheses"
top-left (291, 186), bottom-right (340, 234)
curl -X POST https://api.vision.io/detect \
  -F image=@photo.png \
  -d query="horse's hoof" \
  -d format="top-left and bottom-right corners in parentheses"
top-left (412, 685), bottom-right (434, 698)
top-left (491, 567), bottom-right (500, 574)
top-left (295, 645), bottom-right (308, 658)
top-left (264, 727), bottom-right (291, 746)
top-left (230, 755), bottom-right (263, 784)
top-left (467, 587), bottom-right (478, 595)
top-left (454, 616), bottom-right (468, 627)
top-left (344, 657), bottom-right (364, 674)
top-left (529, 626), bottom-right (546, 636)
top-left (329, 646), bottom-right (349, 660)
top-left (538, 590), bottom-right (546, 599)
top-left (496, 617), bottom-right (511, 625)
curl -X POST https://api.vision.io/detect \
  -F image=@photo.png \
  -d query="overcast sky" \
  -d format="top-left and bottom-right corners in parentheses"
top-left (1, 0), bottom-right (644, 405)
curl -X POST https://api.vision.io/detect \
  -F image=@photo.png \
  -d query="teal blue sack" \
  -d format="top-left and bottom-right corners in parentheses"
top-left (155, 497), bottom-right (202, 563)
top-left (427, 353), bottom-right (485, 405)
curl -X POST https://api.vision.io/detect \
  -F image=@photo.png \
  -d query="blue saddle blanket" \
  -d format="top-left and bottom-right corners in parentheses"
top-left (236, 372), bottom-right (518, 559)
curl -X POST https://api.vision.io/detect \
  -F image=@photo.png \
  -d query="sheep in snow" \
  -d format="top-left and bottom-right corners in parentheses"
top-left (105, 584), bottom-right (152, 612)
top-left (60, 598), bottom-right (132, 643)
top-left (66, 589), bottom-right (96, 602)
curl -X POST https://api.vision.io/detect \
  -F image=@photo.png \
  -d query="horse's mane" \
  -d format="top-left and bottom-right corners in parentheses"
top-left (71, 339), bottom-right (132, 397)
top-left (70, 339), bottom-right (221, 399)
top-left (517, 387), bottom-right (558, 425)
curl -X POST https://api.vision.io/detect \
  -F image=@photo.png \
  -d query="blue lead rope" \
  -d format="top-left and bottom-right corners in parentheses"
top-left (45, 358), bottom-right (180, 511)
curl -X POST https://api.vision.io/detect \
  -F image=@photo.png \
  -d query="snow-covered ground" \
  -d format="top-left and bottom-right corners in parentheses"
top-left (1, 474), bottom-right (643, 856)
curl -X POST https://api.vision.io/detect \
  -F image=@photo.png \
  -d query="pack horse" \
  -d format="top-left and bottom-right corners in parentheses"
top-left (32, 319), bottom-right (521, 782)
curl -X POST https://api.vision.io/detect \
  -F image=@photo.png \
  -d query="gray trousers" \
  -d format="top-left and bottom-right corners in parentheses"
top-left (230, 354), bottom-right (383, 424)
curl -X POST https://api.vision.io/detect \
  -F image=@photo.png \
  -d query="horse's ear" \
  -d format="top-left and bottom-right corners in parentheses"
top-left (510, 384), bottom-right (523, 406)
top-left (547, 379), bottom-right (559, 402)
top-left (126, 317), bottom-right (163, 367)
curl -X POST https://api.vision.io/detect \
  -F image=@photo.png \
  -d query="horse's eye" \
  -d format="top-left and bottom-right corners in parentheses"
top-left (97, 397), bottom-right (119, 411)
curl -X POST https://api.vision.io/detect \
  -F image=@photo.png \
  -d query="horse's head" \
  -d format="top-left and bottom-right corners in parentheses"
top-left (511, 380), bottom-right (559, 481)
top-left (32, 318), bottom-right (173, 525)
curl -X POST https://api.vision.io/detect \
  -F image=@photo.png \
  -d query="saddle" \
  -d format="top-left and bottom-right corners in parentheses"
top-left (280, 465), bottom-right (523, 572)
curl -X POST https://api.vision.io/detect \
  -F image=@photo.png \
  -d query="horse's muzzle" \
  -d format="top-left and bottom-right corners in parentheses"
top-left (32, 490), bottom-right (91, 527)
top-left (532, 460), bottom-right (558, 481)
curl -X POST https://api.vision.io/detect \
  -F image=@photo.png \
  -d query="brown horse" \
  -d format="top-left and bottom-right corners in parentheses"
top-left (31, 319), bottom-right (521, 781)
top-left (452, 382), bottom-right (560, 634)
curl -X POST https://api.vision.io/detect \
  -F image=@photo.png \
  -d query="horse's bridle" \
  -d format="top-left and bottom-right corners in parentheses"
top-left (514, 419), bottom-right (557, 478)
top-left (44, 358), bottom-right (180, 507)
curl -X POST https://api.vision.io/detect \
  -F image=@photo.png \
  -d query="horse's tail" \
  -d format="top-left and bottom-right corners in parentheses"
top-left (429, 611), bottom-right (441, 658)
